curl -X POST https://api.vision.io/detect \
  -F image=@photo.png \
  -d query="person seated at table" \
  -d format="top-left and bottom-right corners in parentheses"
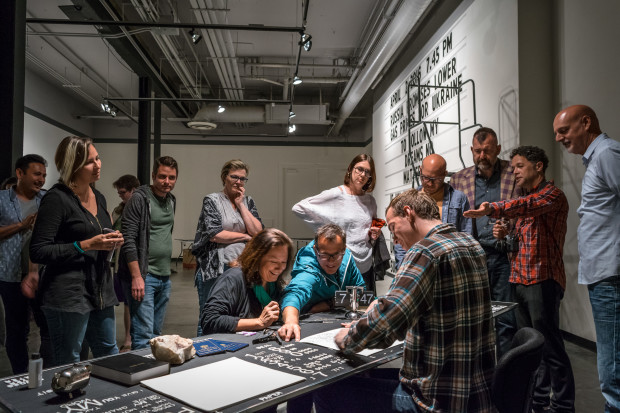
top-left (278, 224), bottom-right (366, 342)
top-left (200, 228), bottom-right (294, 335)
top-left (313, 189), bottom-right (495, 413)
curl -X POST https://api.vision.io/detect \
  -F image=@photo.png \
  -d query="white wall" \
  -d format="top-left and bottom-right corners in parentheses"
top-left (553, 0), bottom-right (620, 341)
top-left (94, 143), bottom-right (368, 256)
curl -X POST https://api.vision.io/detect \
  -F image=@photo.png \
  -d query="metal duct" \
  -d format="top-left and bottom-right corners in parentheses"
top-left (331, 0), bottom-right (434, 136)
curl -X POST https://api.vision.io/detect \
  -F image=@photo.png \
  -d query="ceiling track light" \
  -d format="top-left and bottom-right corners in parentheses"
top-left (300, 33), bottom-right (312, 52)
top-left (288, 124), bottom-right (296, 133)
top-left (189, 28), bottom-right (202, 45)
top-left (289, 110), bottom-right (295, 119)
top-left (101, 100), bottom-right (117, 117)
top-left (292, 75), bottom-right (302, 85)
top-left (218, 104), bottom-right (226, 113)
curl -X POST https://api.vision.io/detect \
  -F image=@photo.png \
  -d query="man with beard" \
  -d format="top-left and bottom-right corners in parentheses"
top-left (119, 156), bottom-right (178, 350)
top-left (464, 146), bottom-right (575, 413)
top-left (450, 127), bottom-right (518, 357)
top-left (0, 155), bottom-right (52, 372)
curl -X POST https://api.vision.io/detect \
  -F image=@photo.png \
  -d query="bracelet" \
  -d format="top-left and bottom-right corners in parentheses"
top-left (73, 241), bottom-right (85, 254)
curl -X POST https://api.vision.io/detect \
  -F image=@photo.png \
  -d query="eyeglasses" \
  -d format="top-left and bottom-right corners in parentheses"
top-left (420, 174), bottom-right (443, 183)
top-left (353, 166), bottom-right (372, 177)
top-left (313, 246), bottom-right (345, 262)
top-left (229, 174), bottom-right (249, 183)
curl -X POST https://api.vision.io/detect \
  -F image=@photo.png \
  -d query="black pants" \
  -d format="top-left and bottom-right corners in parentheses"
top-left (0, 281), bottom-right (54, 374)
top-left (513, 280), bottom-right (575, 413)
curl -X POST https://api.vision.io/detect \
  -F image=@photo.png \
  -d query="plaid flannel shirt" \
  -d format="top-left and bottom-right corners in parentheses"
top-left (343, 224), bottom-right (496, 413)
top-left (450, 159), bottom-right (518, 209)
top-left (488, 180), bottom-right (568, 289)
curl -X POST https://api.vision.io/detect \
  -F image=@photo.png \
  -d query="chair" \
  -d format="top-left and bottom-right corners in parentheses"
top-left (491, 327), bottom-right (545, 413)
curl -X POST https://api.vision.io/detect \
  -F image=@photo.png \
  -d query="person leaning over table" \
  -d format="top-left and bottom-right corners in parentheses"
top-left (278, 223), bottom-right (366, 342)
top-left (200, 228), bottom-right (294, 335)
top-left (292, 154), bottom-right (381, 294)
top-left (314, 188), bottom-right (495, 413)
top-left (30, 136), bottom-right (124, 365)
top-left (192, 159), bottom-right (263, 336)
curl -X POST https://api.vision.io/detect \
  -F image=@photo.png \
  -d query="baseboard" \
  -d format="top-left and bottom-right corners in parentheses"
top-left (561, 330), bottom-right (597, 352)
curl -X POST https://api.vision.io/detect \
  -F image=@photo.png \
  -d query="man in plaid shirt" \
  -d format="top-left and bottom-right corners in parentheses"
top-left (464, 146), bottom-right (575, 413)
top-left (315, 189), bottom-right (495, 413)
top-left (450, 126), bottom-right (518, 358)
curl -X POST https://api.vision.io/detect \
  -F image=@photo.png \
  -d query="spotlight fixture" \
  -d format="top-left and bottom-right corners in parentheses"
top-left (189, 28), bottom-right (202, 45)
top-left (101, 100), bottom-right (117, 117)
top-left (217, 104), bottom-right (226, 113)
top-left (289, 110), bottom-right (296, 119)
top-left (292, 76), bottom-right (302, 85)
top-left (288, 124), bottom-right (296, 133)
top-left (300, 34), bottom-right (312, 52)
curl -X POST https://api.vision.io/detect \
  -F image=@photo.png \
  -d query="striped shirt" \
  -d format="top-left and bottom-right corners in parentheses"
top-left (342, 223), bottom-right (496, 413)
top-left (489, 180), bottom-right (568, 289)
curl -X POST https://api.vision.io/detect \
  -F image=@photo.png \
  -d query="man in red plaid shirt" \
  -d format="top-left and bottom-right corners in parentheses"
top-left (464, 145), bottom-right (575, 413)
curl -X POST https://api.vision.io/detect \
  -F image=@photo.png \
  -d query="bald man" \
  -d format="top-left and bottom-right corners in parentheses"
top-left (554, 105), bottom-right (620, 413)
top-left (393, 154), bottom-right (471, 269)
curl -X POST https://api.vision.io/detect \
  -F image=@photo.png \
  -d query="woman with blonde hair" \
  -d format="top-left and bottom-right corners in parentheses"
top-left (30, 136), bottom-right (123, 365)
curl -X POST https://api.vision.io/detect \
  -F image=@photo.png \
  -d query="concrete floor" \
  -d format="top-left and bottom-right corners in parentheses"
top-left (0, 265), bottom-right (606, 412)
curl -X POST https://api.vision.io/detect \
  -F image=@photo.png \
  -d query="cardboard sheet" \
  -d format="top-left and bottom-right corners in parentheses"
top-left (140, 357), bottom-right (305, 412)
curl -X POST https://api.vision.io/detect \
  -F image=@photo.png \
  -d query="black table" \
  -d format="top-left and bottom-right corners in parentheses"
top-left (0, 312), bottom-right (402, 413)
top-left (0, 303), bottom-right (516, 412)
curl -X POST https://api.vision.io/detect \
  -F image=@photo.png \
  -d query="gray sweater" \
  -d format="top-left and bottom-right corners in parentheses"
top-left (118, 185), bottom-right (176, 280)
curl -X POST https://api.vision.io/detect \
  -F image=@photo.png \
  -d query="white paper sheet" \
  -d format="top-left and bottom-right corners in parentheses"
top-left (300, 328), bottom-right (403, 356)
top-left (141, 357), bottom-right (305, 412)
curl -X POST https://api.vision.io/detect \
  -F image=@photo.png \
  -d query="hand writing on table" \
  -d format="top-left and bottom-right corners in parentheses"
top-left (258, 301), bottom-right (280, 328)
top-left (278, 323), bottom-right (301, 342)
top-left (334, 327), bottom-right (350, 350)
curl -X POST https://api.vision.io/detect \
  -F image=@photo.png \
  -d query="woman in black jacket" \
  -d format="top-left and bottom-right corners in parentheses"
top-left (200, 228), bottom-right (294, 335)
top-left (30, 136), bottom-right (124, 365)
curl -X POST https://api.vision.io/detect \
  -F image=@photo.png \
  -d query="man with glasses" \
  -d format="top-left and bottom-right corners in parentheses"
top-left (278, 224), bottom-right (366, 342)
top-left (314, 189), bottom-right (495, 413)
top-left (394, 154), bottom-right (472, 269)
top-left (450, 126), bottom-right (518, 358)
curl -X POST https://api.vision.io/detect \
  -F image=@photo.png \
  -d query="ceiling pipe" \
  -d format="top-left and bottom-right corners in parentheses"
top-left (24, 18), bottom-right (303, 33)
top-left (331, 0), bottom-right (434, 136)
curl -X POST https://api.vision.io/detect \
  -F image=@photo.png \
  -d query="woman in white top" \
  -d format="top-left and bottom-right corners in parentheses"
top-left (292, 154), bottom-right (381, 292)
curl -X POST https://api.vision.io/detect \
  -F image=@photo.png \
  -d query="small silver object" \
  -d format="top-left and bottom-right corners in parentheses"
top-left (51, 363), bottom-right (92, 398)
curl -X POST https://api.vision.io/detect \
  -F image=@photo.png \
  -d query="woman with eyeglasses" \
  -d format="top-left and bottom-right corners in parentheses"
top-left (191, 159), bottom-right (263, 336)
top-left (292, 154), bottom-right (380, 292)
top-left (200, 228), bottom-right (293, 335)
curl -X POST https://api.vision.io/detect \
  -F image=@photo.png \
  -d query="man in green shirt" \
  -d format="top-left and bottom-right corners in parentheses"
top-left (119, 156), bottom-right (178, 349)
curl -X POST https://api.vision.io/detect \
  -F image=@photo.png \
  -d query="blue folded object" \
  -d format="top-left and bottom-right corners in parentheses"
top-left (193, 338), bottom-right (249, 356)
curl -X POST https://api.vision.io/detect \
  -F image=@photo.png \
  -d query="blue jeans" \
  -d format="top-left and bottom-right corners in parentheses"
top-left (196, 276), bottom-right (218, 337)
top-left (124, 274), bottom-right (171, 350)
top-left (314, 369), bottom-right (420, 413)
top-left (0, 281), bottom-right (30, 373)
top-left (43, 306), bottom-right (118, 365)
top-left (588, 277), bottom-right (620, 413)
top-left (485, 248), bottom-right (517, 358)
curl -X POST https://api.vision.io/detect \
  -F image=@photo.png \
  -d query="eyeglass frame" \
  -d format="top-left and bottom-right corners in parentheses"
top-left (313, 245), bottom-right (345, 262)
top-left (420, 174), bottom-right (444, 183)
top-left (353, 166), bottom-right (372, 177)
top-left (228, 174), bottom-right (249, 183)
